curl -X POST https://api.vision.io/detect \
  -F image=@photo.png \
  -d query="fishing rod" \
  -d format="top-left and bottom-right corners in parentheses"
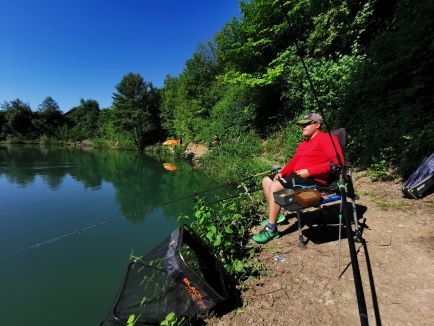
top-left (276, 1), bottom-right (369, 325)
top-left (1, 167), bottom-right (278, 260)
top-left (276, 0), bottom-right (344, 167)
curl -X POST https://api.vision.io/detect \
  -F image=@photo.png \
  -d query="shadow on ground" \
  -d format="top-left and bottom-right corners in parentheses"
top-left (279, 202), bottom-right (368, 245)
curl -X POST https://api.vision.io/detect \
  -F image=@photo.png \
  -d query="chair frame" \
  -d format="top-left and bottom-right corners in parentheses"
top-left (273, 129), bottom-right (362, 248)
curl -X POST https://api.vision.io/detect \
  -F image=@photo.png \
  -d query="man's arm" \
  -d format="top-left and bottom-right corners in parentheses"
top-left (280, 146), bottom-right (302, 176)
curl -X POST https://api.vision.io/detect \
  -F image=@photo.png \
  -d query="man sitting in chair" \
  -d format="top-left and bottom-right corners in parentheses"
top-left (252, 112), bottom-right (345, 244)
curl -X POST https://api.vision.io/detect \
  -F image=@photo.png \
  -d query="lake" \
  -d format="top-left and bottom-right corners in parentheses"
top-left (0, 145), bottom-right (227, 325)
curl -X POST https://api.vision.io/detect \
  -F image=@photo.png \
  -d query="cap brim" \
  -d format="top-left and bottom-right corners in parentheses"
top-left (295, 119), bottom-right (312, 125)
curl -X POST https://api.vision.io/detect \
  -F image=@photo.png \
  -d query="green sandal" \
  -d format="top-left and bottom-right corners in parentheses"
top-left (260, 213), bottom-right (286, 227)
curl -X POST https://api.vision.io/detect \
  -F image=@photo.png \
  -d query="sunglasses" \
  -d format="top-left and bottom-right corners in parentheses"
top-left (300, 121), bottom-right (316, 128)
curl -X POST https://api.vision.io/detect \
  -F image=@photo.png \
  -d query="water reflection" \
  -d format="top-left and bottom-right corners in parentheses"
top-left (0, 144), bottom-right (227, 223)
top-left (0, 145), bottom-right (232, 326)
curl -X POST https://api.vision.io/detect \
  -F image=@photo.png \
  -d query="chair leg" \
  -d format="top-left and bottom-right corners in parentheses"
top-left (296, 210), bottom-right (306, 249)
top-left (350, 198), bottom-right (362, 242)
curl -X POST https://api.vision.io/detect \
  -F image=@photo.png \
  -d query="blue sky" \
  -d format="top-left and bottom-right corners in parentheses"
top-left (0, 0), bottom-right (241, 112)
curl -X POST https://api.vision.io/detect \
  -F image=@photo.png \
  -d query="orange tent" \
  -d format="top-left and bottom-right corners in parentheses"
top-left (162, 139), bottom-right (180, 146)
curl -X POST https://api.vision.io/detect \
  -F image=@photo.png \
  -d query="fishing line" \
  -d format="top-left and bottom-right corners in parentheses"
top-left (1, 168), bottom-right (276, 260)
top-left (1, 215), bottom-right (125, 259)
top-left (0, 186), bottom-right (227, 260)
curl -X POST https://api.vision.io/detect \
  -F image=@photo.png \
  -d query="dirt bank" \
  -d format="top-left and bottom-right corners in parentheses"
top-left (207, 172), bottom-right (434, 326)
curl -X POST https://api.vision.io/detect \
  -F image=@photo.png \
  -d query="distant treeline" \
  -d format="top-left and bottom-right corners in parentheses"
top-left (1, 0), bottom-right (432, 176)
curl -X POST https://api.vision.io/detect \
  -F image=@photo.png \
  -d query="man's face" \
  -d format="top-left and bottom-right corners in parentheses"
top-left (300, 121), bottom-right (320, 138)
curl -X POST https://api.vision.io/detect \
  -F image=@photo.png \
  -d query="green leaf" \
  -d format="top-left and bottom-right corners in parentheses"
top-left (224, 226), bottom-right (233, 234)
top-left (214, 233), bottom-right (222, 246)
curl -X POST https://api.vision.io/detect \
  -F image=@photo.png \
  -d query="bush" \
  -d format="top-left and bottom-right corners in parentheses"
top-left (201, 133), bottom-right (268, 183)
top-left (180, 195), bottom-right (264, 283)
top-left (263, 122), bottom-right (303, 164)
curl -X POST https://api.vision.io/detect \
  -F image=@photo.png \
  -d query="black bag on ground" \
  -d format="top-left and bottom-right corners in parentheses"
top-left (402, 152), bottom-right (434, 199)
top-left (101, 225), bottom-right (229, 325)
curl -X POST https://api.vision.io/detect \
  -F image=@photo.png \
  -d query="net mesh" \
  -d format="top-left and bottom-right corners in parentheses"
top-left (101, 225), bottom-right (229, 325)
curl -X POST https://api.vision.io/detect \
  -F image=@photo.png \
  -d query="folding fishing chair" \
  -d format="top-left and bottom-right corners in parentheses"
top-left (273, 128), bottom-right (361, 249)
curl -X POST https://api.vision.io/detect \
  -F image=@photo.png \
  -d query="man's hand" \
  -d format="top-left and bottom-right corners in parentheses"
top-left (273, 172), bottom-right (283, 180)
top-left (295, 169), bottom-right (310, 178)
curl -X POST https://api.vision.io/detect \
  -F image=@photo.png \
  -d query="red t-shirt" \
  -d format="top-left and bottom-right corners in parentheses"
top-left (279, 131), bottom-right (344, 185)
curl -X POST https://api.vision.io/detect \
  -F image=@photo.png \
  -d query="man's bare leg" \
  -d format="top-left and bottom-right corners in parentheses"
top-left (262, 176), bottom-right (284, 225)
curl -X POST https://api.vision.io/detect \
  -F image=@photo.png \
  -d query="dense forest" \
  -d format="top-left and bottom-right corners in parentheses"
top-left (1, 0), bottom-right (433, 177)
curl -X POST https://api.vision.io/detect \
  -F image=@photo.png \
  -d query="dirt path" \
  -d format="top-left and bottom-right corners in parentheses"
top-left (207, 172), bottom-right (434, 326)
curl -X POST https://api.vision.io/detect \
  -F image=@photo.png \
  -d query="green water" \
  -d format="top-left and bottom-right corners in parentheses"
top-left (0, 145), bottom-right (227, 325)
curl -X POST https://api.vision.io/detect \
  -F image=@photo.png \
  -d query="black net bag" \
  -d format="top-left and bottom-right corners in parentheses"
top-left (101, 225), bottom-right (229, 325)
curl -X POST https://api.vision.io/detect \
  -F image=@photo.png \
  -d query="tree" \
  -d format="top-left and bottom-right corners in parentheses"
top-left (161, 43), bottom-right (223, 142)
top-left (336, 0), bottom-right (434, 173)
top-left (33, 96), bottom-right (65, 138)
top-left (160, 75), bottom-right (179, 137)
top-left (0, 109), bottom-right (5, 138)
top-left (1, 99), bottom-right (34, 138)
top-left (65, 99), bottom-right (100, 141)
top-left (112, 73), bottom-right (161, 151)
